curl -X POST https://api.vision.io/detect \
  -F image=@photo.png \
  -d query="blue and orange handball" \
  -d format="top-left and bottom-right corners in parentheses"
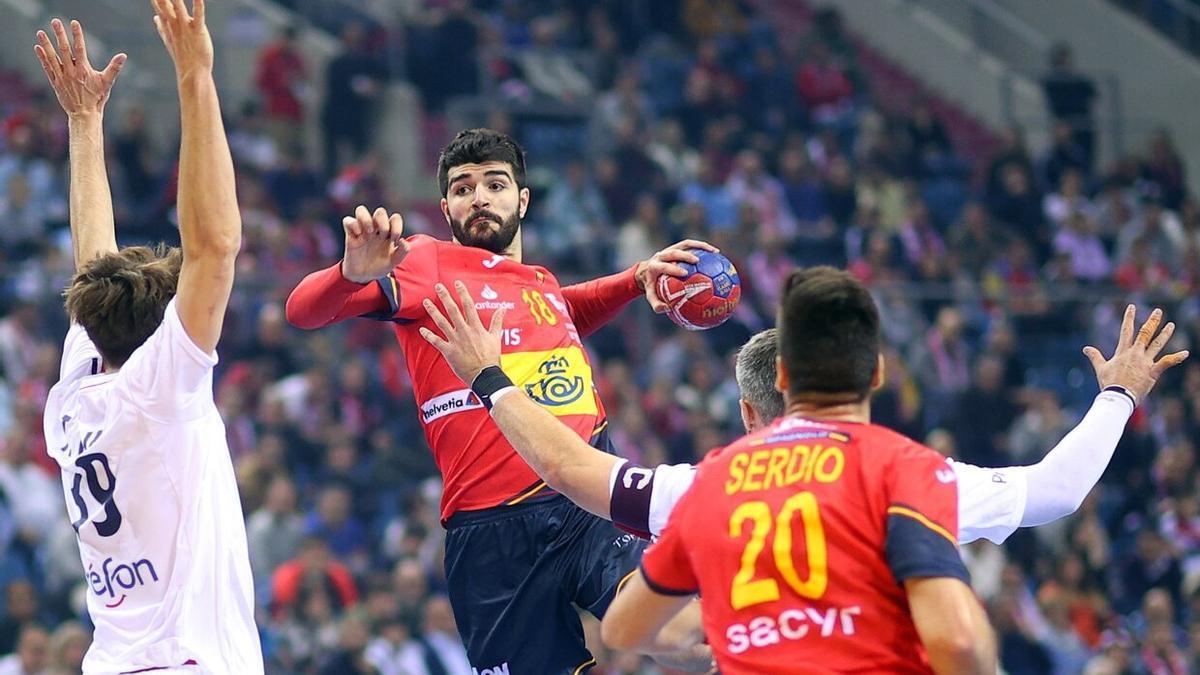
top-left (656, 249), bottom-right (741, 330)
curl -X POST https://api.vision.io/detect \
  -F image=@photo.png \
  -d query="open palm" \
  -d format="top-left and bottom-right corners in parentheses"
top-left (34, 19), bottom-right (125, 117)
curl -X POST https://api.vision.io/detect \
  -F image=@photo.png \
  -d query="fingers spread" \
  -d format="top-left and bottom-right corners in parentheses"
top-left (102, 53), bottom-right (128, 82)
top-left (51, 19), bottom-right (73, 65)
top-left (418, 327), bottom-right (449, 351)
top-left (343, 215), bottom-right (362, 238)
top-left (1118, 304), bottom-right (1136, 350)
top-left (70, 20), bottom-right (91, 68)
top-left (1153, 350), bottom-right (1191, 377)
top-left (1147, 321), bottom-right (1175, 359)
top-left (372, 207), bottom-right (388, 238)
top-left (422, 298), bottom-right (454, 337)
top-left (1136, 308), bottom-right (1163, 348)
top-left (192, 0), bottom-right (205, 23)
top-left (434, 283), bottom-right (466, 327)
top-left (669, 239), bottom-right (718, 253)
top-left (454, 281), bottom-right (481, 327)
top-left (489, 307), bottom-right (506, 334)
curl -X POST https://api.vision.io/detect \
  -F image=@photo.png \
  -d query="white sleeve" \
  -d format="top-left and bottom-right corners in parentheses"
top-left (951, 460), bottom-right (1027, 545)
top-left (608, 460), bottom-right (697, 538)
top-left (115, 298), bottom-right (218, 421)
top-left (1013, 390), bottom-right (1134, 527)
top-left (58, 323), bottom-right (102, 384)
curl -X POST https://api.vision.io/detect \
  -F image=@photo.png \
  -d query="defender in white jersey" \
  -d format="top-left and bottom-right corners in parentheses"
top-left (35, 6), bottom-right (261, 673)
top-left (423, 291), bottom-right (1184, 549)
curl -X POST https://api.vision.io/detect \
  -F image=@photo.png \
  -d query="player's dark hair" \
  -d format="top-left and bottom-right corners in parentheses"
top-left (777, 266), bottom-right (880, 402)
top-left (63, 244), bottom-right (182, 369)
top-left (437, 128), bottom-right (527, 196)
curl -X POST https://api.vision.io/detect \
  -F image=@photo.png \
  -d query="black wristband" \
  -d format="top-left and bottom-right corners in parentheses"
top-left (471, 366), bottom-right (515, 410)
top-left (1102, 385), bottom-right (1138, 409)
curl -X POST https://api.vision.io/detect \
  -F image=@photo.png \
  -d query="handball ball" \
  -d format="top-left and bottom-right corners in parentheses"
top-left (656, 250), bottom-right (741, 330)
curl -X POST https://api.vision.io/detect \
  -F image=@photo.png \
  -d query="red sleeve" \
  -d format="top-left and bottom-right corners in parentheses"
top-left (329, 564), bottom-right (360, 607)
top-left (560, 265), bottom-right (642, 337)
top-left (285, 262), bottom-right (390, 329)
top-left (639, 486), bottom-right (699, 595)
top-left (884, 442), bottom-right (969, 583)
top-left (386, 238), bottom-right (441, 320)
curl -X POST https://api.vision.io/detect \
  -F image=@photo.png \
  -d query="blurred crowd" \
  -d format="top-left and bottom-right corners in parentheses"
top-left (0, 1), bottom-right (1198, 673)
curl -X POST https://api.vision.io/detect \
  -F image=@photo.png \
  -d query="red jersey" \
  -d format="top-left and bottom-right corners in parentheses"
top-left (640, 416), bottom-right (967, 674)
top-left (286, 235), bottom-right (642, 521)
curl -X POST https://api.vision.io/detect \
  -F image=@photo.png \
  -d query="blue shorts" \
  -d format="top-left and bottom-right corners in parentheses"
top-left (444, 493), bottom-right (648, 674)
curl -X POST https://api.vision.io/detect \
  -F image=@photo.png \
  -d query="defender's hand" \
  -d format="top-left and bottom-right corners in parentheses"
top-left (635, 239), bottom-right (720, 313)
top-left (420, 282), bottom-right (505, 385)
top-left (341, 205), bottom-right (409, 284)
top-left (1083, 305), bottom-right (1189, 404)
top-left (35, 19), bottom-right (126, 118)
top-left (151, 0), bottom-right (214, 78)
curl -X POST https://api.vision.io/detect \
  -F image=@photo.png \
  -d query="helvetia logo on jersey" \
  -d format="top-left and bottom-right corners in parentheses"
top-left (472, 665), bottom-right (509, 675)
top-left (421, 389), bottom-right (483, 423)
top-left (523, 355), bottom-right (585, 407)
top-left (87, 557), bottom-right (159, 608)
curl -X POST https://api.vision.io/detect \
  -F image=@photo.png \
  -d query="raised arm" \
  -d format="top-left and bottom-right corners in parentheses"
top-left (285, 206), bottom-right (405, 329)
top-left (562, 239), bottom-right (719, 336)
top-left (152, 0), bottom-right (238, 354)
top-left (420, 281), bottom-right (619, 518)
top-left (34, 19), bottom-right (126, 269)
top-left (1020, 305), bottom-right (1187, 525)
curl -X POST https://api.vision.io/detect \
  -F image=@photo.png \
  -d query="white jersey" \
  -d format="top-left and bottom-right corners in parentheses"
top-left (43, 300), bottom-right (262, 674)
top-left (609, 453), bottom-right (1028, 545)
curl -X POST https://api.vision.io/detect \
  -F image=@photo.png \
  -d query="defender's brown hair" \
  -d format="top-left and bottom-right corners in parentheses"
top-left (63, 245), bottom-right (183, 368)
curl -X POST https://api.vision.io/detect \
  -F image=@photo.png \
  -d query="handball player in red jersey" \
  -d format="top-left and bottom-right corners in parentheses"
top-left (286, 129), bottom-right (714, 672)
top-left (600, 267), bottom-right (998, 674)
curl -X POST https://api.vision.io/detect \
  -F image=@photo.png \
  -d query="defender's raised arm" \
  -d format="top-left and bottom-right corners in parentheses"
top-left (152, 0), bottom-right (240, 354)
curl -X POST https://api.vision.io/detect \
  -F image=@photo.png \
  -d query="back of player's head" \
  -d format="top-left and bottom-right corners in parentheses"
top-left (777, 266), bottom-right (880, 402)
top-left (63, 244), bottom-right (182, 369)
top-left (437, 128), bottom-right (527, 196)
top-left (735, 328), bottom-right (785, 422)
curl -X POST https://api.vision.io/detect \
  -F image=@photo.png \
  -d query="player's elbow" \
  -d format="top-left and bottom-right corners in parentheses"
top-left (601, 612), bottom-right (643, 651)
top-left (187, 233), bottom-right (242, 261)
top-left (284, 289), bottom-right (320, 330)
top-left (921, 612), bottom-right (996, 674)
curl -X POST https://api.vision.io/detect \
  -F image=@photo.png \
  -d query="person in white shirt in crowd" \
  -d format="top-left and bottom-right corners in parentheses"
top-left (0, 624), bottom-right (49, 675)
top-left (35, 4), bottom-right (261, 672)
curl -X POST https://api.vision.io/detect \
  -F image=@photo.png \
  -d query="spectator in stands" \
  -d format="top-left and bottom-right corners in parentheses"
top-left (1044, 168), bottom-right (1095, 230)
top-left (1115, 188), bottom-right (1185, 272)
top-left (680, 156), bottom-right (737, 232)
top-left (415, 595), bottom-right (471, 674)
top-left (271, 536), bottom-right (359, 620)
top-left (515, 16), bottom-right (594, 106)
top-left (254, 24), bottom-right (309, 149)
top-left (47, 621), bottom-right (87, 674)
top-left (0, 624), bottom-right (48, 675)
top-left (1054, 211), bottom-right (1111, 283)
top-left (988, 161), bottom-right (1046, 257)
top-left (1042, 121), bottom-right (1091, 190)
top-left (1042, 42), bottom-right (1097, 172)
top-left (795, 40), bottom-right (856, 134)
top-left (247, 474), bottom-right (305, 583)
top-left (725, 149), bottom-right (796, 240)
top-left (1142, 128), bottom-right (1188, 211)
top-left (321, 22), bottom-right (386, 176)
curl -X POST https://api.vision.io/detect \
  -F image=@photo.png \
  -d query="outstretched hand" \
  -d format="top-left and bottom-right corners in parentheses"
top-left (419, 282), bottom-right (506, 385)
top-left (34, 19), bottom-right (126, 118)
top-left (1083, 304), bottom-right (1189, 404)
top-left (151, 0), bottom-right (213, 78)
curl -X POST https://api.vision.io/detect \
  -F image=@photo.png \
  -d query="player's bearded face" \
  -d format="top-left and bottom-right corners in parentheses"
top-left (449, 208), bottom-right (521, 255)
